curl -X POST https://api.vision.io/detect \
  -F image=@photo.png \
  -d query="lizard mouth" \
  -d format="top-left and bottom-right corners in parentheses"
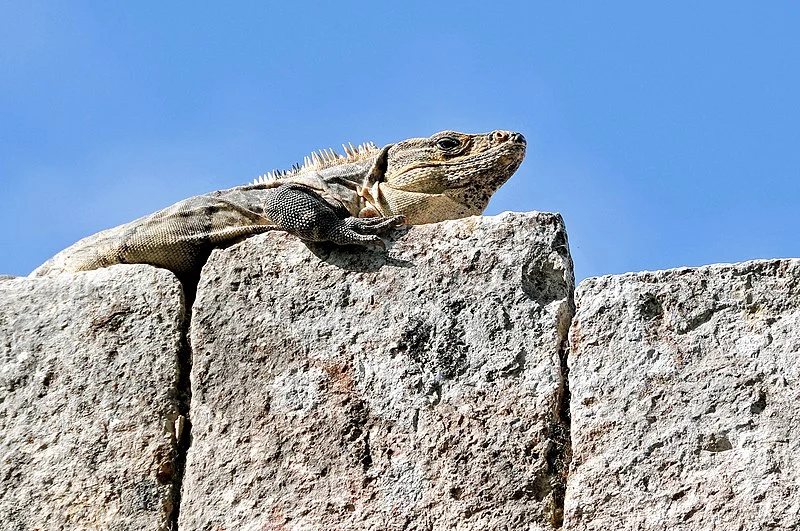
top-left (501, 153), bottom-right (525, 173)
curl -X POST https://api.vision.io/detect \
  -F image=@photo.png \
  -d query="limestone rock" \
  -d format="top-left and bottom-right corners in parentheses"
top-left (180, 212), bottom-right (574, 530)
top-left (0, 266), bottom-right (186, 531)
top-left (565, 260), bottom-right (800, 530)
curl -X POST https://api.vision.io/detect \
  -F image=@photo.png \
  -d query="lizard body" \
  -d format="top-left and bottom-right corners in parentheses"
top-left (31, 130), bottom-right (525, 282)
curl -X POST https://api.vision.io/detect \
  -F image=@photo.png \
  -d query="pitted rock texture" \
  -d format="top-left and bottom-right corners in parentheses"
top-left (0, 266), bottom-right (185, 531)
top-left (565, 259), bottom-right (800, 530)
top-left (180, 212), bottom-right (575, 530)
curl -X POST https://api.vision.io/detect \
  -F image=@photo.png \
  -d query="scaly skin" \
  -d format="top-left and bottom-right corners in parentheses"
top-left (31, 130), bottom-right (526, 281)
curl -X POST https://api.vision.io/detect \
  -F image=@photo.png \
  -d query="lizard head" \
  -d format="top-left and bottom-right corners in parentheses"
top-left (364, 130), bottom-right (526, 224)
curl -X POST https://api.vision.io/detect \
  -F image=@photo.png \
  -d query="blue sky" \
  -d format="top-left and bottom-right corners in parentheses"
top-left (2, 3), bottom-right (798, 281)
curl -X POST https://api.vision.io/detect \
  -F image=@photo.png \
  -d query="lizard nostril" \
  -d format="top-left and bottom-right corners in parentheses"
top-left (510, 132), bottom-right (526, 145)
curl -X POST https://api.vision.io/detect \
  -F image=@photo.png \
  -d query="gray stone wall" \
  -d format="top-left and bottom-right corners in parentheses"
top-left (565, 260), bottom-right (800, 530)
top-left (179, 211), bottom-right (573, 530)
top-left (0, 267), bottom-right (186, 531)
top-left (2, 215), bottom-right (799, 530)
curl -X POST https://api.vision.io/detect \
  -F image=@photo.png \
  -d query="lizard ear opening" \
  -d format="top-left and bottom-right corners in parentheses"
top-left (365, 144), bottom-right (390, 185)
top-left (357, 144), bottom-right (392, 217)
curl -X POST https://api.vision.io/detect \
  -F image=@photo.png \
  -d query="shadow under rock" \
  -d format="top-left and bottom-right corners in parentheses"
top-left (304, 228), bottom-right (414, 272)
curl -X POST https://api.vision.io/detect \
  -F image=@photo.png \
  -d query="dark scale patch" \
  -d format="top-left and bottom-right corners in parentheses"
top-left (201, 203), bottom-right (218, 244)
top-left (116, 232), bottom-right (133, 265)
top-left (265, 183), bottom-right (400, 247)
top-left (265, 184), bottom-right (336, 240)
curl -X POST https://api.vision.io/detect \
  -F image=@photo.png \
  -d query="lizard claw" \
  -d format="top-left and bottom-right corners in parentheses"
top-left (325, 216), bottom-right (405, 247)
top-left (345, 215), bottom-right (406, 235)
top-left (327, 227), bottom-right (386, 248)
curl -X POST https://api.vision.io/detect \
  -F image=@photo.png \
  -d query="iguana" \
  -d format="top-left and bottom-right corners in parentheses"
top-left (31, 130), bottom-right (526, 285)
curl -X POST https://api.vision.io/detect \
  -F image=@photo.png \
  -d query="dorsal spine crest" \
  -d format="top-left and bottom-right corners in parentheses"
top-left (250, 140), bottom-right (378, 185)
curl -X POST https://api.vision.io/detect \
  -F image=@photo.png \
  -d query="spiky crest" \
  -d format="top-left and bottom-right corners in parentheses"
top-left (250, 141), bottom-right (379, 185)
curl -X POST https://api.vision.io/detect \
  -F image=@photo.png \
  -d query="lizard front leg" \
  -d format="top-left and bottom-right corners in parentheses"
top-left (264, 184), bottom-right (405, 247)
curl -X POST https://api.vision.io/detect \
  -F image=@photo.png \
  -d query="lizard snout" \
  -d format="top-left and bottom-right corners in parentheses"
top-left (490, 130), bottom-right (526, 146)
top-left (509, 132), bottom-right (526, 145)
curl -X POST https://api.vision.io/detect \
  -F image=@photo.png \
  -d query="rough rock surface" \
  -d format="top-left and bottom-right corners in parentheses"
top-left (565, 260), bottom-right (800, 530)
top-left (0, 266), bottom-right (186, 531)
top-left (179, 212), bottom-right (575, 530)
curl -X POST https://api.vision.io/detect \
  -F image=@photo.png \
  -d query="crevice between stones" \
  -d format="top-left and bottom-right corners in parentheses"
top-left (549, 333), bottom-right (572, 529)
top-left (546, 291), bottom-right (574, 529)
top-left (167, 285), bottom-right (195, 531)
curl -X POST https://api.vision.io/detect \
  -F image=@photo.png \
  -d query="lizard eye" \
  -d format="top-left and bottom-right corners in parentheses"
top-left (436, 136), bottom-right (461, 151)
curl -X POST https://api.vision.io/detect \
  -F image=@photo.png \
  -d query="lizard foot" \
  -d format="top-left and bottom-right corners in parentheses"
top-left (328, 215), bottom-right (406, 248)
top-left (345, 215), bottom-right (406, 234)
top-left (266, 184), bottom-right (406, 248)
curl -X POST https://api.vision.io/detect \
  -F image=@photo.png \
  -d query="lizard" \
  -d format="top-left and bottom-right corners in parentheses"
top-left (31, 129), bottom-right (526, 287)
